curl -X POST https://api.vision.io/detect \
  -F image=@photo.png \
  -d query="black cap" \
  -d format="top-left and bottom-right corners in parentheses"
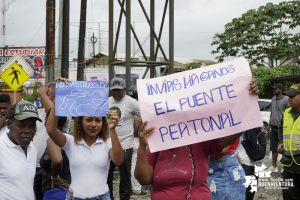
top-left (271, 83), bottom-right (285, 90)
top-left (283, 84), bottom-right (300, 97)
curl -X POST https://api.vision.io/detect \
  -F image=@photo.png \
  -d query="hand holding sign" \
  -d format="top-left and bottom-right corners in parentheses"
top-left (138, 121), bottom-right (155, 149)
top-left (55, 77), bottom-right (71, 85)
top-left (107, 110), bottom-right (119, 130)
top-left (248, 78), bottom-right (259, 95)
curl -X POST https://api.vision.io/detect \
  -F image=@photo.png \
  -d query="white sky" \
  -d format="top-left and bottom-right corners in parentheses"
top-left (3, 0), bottom-right (297, 62)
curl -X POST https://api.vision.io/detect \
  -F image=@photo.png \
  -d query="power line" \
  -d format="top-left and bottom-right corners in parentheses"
top-left (26, 18), bottom-right (46, 46)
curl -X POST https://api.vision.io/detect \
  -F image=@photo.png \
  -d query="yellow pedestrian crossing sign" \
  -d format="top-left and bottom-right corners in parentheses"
top-left (0, 62), bottom-right (30, 91)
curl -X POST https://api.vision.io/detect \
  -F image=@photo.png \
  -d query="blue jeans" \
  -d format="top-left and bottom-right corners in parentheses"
top-left (65, 191), bottom-right (111, 200)
top-left (208, 151), bottom-right (246, 200)
top-left (43, 187), bottom-right (68, 200)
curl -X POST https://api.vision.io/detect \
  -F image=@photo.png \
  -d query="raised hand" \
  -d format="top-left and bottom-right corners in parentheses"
top-left (138, 121), bottom-right (155, 148)
top-left (55, 77), bottom-right (70, 84)
top-left (107, 110), bottom-right (119, 130)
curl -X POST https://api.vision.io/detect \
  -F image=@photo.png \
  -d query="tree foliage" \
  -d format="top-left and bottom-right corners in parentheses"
top-left (212, 1), bottom-right (300, 67)
top-left (251, 64), bottom-right (300, 97)
top-left (185, 61), bottom-right (203, 70)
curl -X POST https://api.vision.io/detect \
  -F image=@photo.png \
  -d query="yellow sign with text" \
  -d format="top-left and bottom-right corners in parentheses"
top-left (0, 62), bottom-right (30, 91)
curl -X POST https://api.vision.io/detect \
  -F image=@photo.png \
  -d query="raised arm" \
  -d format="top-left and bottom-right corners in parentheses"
top-left (46, 105), bottom-right (66, 147)
top-left (134, 121), bottom-right (155, 186)
top-left (37, 85), bottom-right (53, 113)
top-left (108, 110), bottom-right (124, 166)
top-left (46, 138), bottom-right (69, 190)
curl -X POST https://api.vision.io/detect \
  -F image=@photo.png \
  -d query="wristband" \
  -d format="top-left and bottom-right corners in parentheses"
top-left (51, 175), bottom-right (59, 180)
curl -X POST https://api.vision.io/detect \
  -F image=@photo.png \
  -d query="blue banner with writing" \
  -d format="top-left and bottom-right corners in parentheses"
top-left (55, 81), bottom-right (109, 116)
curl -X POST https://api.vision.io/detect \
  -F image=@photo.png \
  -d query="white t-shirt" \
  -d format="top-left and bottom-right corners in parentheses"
top-left (0, 134), bottom-right (37, 200)
top-left (238, 137), bottom-right (255, 166)
top-left (62, 134), bottom-right (112, 198)
top-left (0, 126), bottom-right (8, 137)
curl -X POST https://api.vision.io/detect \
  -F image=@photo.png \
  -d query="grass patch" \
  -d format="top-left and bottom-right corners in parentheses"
top-left (70, 119), bottom-right (74, 134)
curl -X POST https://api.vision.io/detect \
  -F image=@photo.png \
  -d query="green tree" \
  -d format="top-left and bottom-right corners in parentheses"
top-left (251, 64), bottom-right (300, 97)
top-left (211, 1), bottom-right (300, 67)
top-left (185, 61), bottom-right (203, 70)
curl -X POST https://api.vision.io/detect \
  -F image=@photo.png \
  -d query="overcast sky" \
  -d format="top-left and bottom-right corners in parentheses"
top-left (3, 0), bottom-right (297, 62)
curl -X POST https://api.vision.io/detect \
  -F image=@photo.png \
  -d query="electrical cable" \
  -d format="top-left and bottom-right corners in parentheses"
top-left (26, 18), bottom-right (46, 46)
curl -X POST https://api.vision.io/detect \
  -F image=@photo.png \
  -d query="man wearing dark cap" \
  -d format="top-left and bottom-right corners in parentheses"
top-left (107, 78), bottom-right (141, 200)
top-left (0, 100), bottom-right (42, 199)
top-left (278, 84), bottom-right (300, 200)
top-left (267, 83), bottom-right (290, 172)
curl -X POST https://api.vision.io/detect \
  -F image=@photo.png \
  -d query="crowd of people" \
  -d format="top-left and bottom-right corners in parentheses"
top-left (0, 76), bottom-right (299, 200)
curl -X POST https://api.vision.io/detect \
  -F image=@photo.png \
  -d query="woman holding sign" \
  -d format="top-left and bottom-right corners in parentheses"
top-left (134, 79), bottom-right (259, 200)
top-left (46, 78), bottom-right (124, 200)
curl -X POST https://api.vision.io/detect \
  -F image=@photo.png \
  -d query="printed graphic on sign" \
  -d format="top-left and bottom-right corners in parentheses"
top-left (137, 57), bottom-right (263, 152)
top-left (0, 54), bottom-right (34, 76)
top-left (0, 47), bottom-right (46, 79)
top-left (0, 62), bottom-right (30, 91)
top-left (55, 81), bottom-right (109, 116)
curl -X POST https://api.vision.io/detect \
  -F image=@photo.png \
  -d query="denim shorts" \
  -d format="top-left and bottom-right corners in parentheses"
top-left (65, 191), bottom-right (111, 200)
top-left (270, 126), bottom-right (279, 152)
top-left (208, 150), bottom-right (246, 200)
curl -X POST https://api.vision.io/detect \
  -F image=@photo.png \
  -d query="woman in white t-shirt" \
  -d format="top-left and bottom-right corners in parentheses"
top-left (46, 79), bottom-right (124, 200)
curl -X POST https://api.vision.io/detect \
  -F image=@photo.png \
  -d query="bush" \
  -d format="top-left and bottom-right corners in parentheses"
top-left (250, 64), bottom-right (300, 98)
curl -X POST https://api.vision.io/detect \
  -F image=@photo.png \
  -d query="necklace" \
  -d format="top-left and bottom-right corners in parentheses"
top-left (185, 145), bottom-right (196, 200)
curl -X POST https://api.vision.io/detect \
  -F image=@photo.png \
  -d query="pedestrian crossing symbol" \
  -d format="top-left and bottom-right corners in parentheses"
top-left (0, 62), bottom-right (30, 91)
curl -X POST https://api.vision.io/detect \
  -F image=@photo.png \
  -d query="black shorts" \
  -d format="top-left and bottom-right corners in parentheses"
top-left (270, 126), bottom-right (279, 152)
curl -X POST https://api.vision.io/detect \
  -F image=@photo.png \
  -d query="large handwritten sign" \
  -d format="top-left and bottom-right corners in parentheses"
top-left (55, 81), bottom-right (109, 116)
top-left (137, 58), bottom-right (263, 152)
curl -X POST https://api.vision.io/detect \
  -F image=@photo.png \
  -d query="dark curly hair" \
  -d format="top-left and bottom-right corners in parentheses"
top-left (0, 94), bottom-right (11, 105)
top-left (73, 116), bottom-right (109, 144)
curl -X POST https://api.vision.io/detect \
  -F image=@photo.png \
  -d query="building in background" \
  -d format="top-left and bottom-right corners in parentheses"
top-left (0, 46), bottom-right (46, 81)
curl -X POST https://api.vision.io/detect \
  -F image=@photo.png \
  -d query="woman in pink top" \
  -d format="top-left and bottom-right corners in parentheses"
top-left (134, 79), bottom-right (259, 200)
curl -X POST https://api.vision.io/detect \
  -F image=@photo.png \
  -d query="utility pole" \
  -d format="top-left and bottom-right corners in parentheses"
top-left (108, 0), bottom-right (114, 82)
top-left (1, 0), bottom-right (16, 46)
top-left (77, 0), bottom-right (87, 81)
top-left (125, 0), bottom-right (131, 93)
top-left (45, 0), bottom-right (55, 83)
top-left (1, 0), bottom-right (6, 47)
top-left (98, 23), bottom-right (101, 53)
top-left (55, 0), bottom-right (63, 78)
top-left (61, 0), bottom-right (69, 78)
top-left (91, 32), bottom-right (97, 68)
